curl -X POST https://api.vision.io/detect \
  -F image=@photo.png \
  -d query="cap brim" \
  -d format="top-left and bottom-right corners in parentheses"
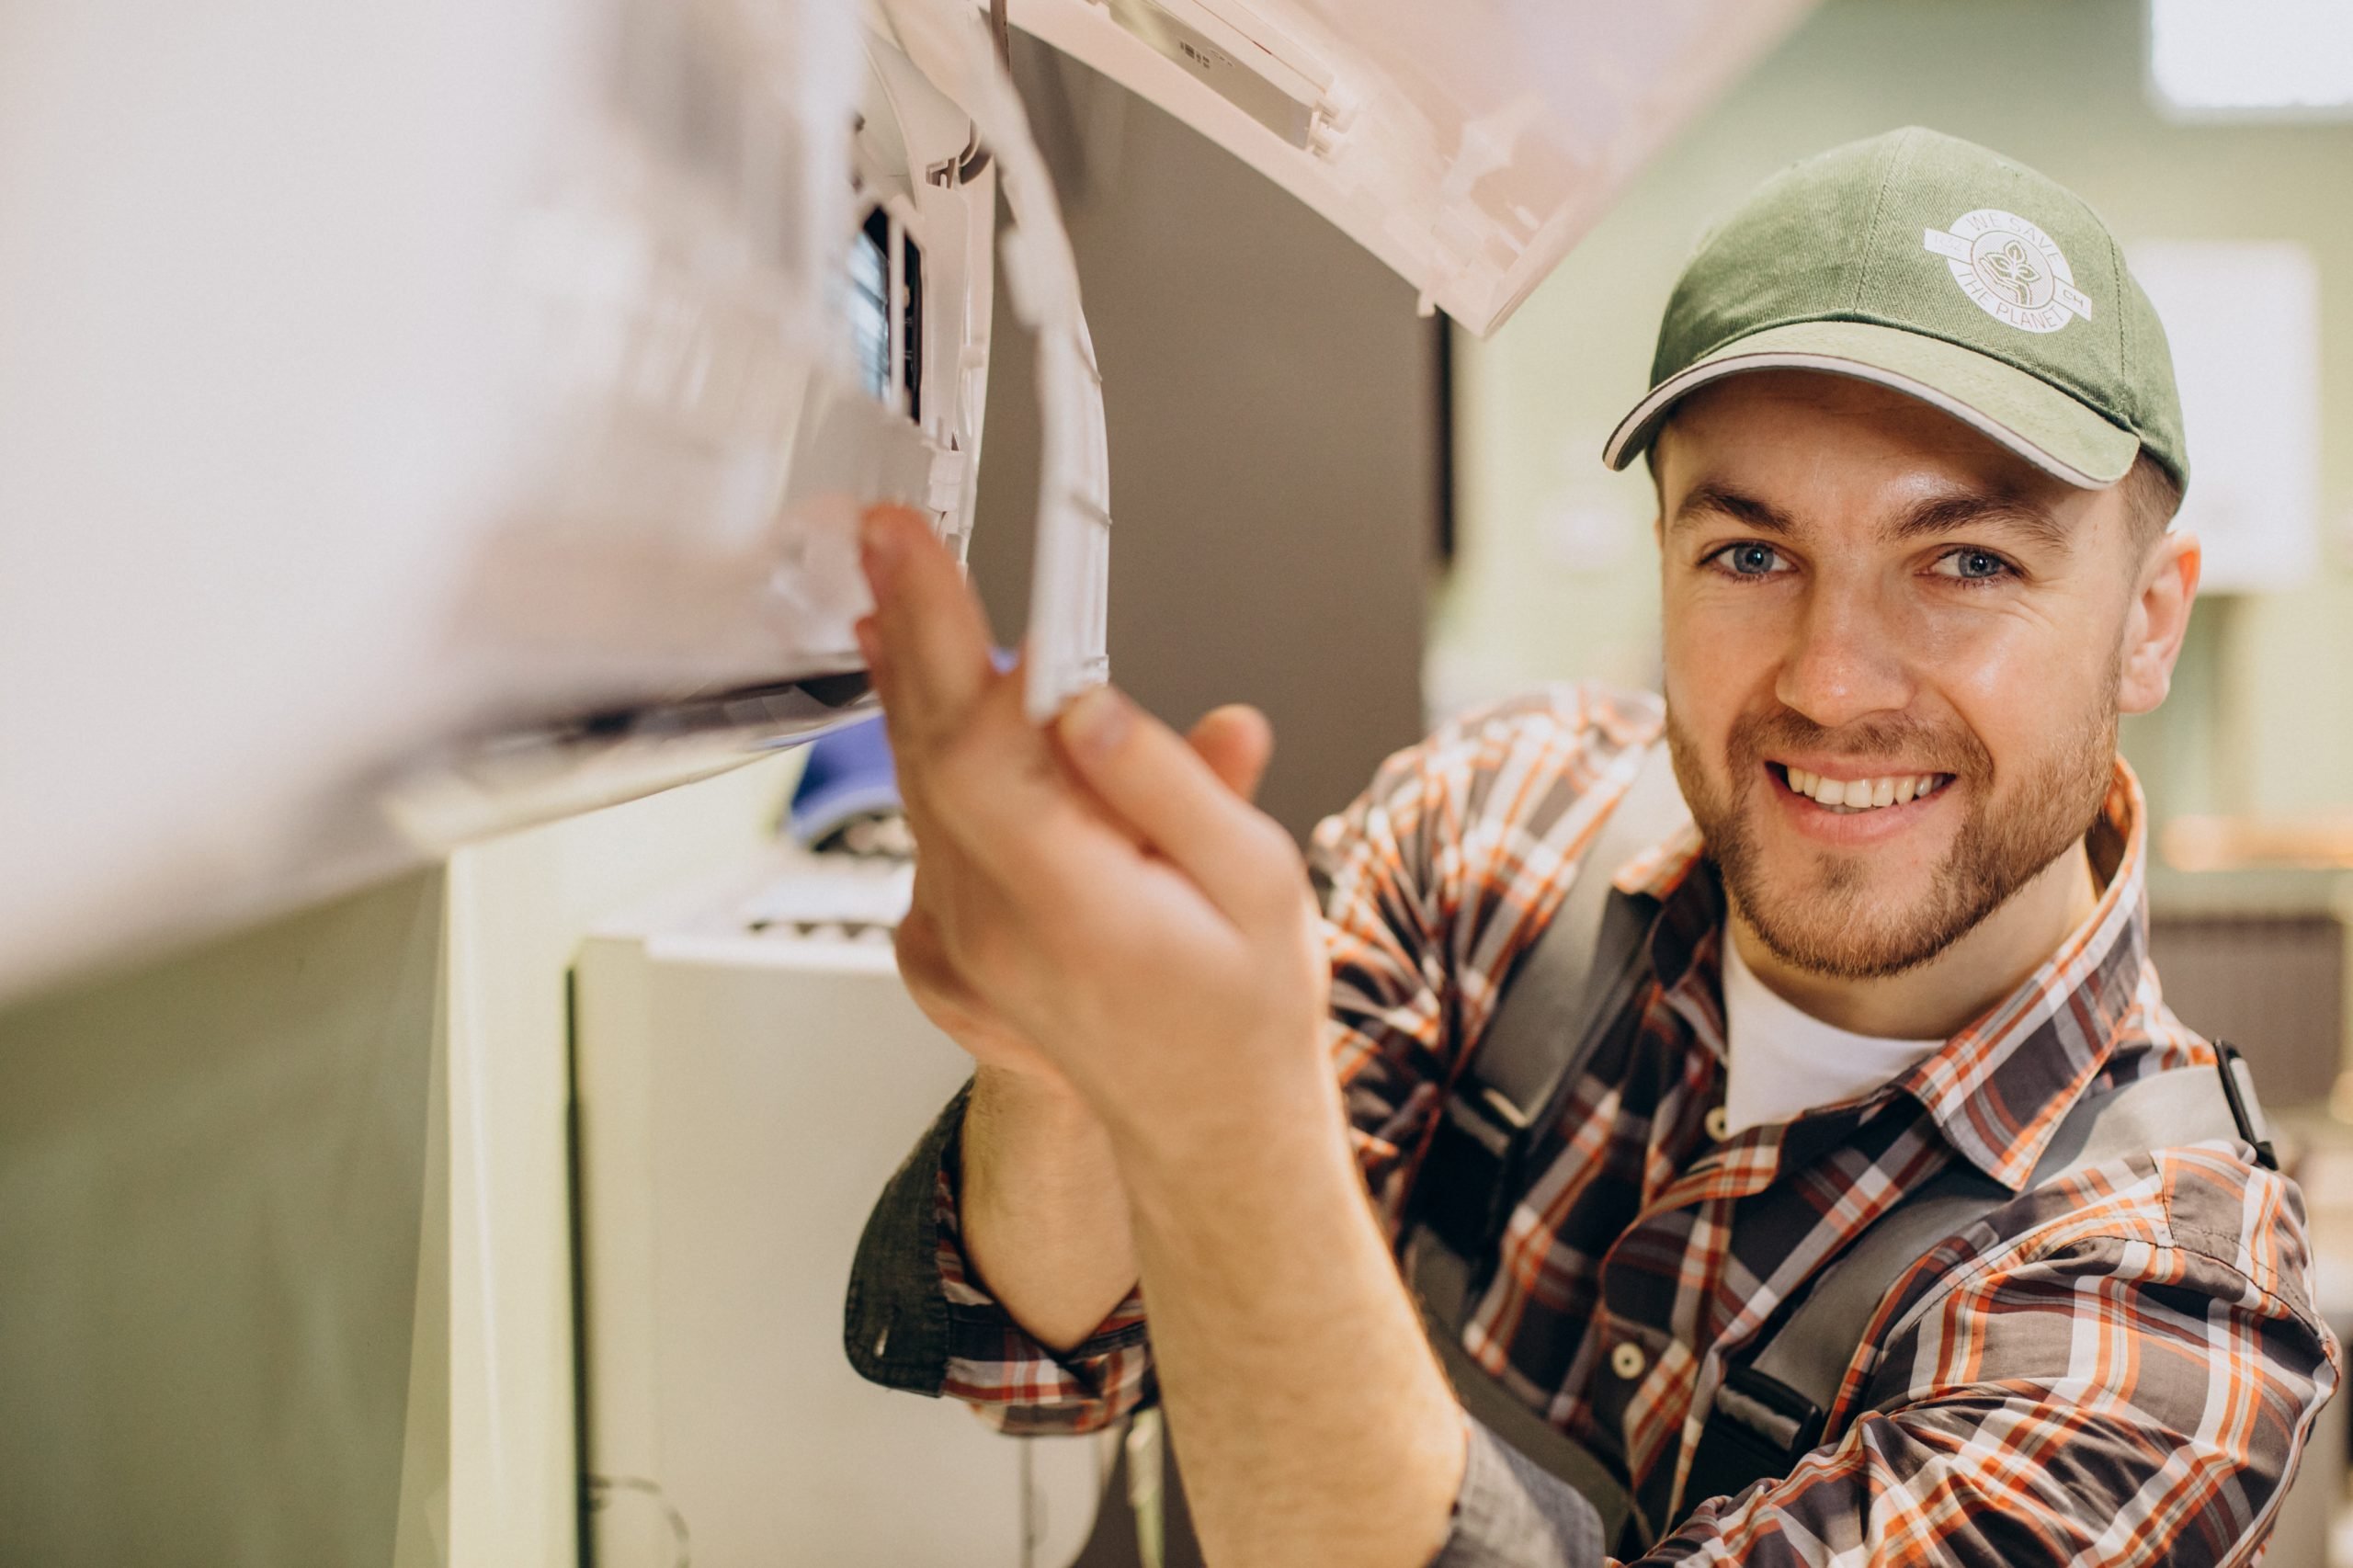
top-left (1602, 320), bottom-right (2143, 489)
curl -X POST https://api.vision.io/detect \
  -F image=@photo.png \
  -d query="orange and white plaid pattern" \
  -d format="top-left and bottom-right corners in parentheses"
top-left (932, 683), bottom-right (2339, 1563)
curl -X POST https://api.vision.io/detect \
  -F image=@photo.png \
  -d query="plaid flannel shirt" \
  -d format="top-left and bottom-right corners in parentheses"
top-left (851, 683), bottom-right (2338, 1565)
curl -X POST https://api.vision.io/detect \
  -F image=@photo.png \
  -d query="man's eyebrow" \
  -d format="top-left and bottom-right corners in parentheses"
top-left (1885, 492), bottom-right (2074, 552)
top-left (1670, 483), bottom-right (1797, 536)
top-left (1671, 482), bottom-right (2076, 553)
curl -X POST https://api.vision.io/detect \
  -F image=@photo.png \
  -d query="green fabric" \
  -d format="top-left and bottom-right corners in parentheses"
top-left (1609, 127), bottom-right (2187, 492)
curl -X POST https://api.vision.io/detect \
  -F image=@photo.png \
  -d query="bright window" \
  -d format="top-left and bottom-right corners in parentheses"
top-left (845, 207), bottom-right (924, 418)
top-left (2150, 0), bottom-right (2353, 115)
top-left (847, 210), bottom-right (893, 404)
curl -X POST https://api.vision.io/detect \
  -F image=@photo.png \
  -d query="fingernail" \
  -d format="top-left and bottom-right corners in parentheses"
top-left (1060, 684), bottom-right (1130, 759)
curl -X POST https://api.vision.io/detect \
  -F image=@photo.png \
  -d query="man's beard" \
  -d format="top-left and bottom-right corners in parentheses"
top-left (1665, 691), bottom-right (2118, 981)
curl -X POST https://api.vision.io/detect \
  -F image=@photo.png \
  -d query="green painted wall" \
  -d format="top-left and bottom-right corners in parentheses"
top-left (1442, 0), bottom-right (2353, 826)
top-left (0, 871), bottom-right (445, 1568)
top-left (0, 752), bottom-right (801, 1568)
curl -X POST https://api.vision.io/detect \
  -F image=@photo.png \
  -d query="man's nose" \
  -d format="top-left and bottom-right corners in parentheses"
top-left (1772, 585), bottom-right (1915, 730)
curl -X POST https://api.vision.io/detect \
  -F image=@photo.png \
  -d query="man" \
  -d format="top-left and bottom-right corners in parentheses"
top-left (842, 128), bottom-right (2339, 1564)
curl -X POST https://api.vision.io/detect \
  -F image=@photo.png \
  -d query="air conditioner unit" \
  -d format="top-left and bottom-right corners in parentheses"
top-left (0, 0), bottom-right (1812, 1002)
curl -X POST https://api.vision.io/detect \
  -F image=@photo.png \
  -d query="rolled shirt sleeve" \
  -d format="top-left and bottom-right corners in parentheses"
top-left (841, 1077), bottom-right (1154, 1435)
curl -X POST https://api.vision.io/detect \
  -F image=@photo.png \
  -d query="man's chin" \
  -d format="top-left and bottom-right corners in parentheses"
top-left (1742, 901), bottom-right (1952, 982)
top-left (1731, 858), bottom-right (1963, 981)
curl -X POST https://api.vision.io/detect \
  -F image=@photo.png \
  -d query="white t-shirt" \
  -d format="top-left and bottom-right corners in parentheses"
top-left (1719, 937), bottom-right (1946, 1136)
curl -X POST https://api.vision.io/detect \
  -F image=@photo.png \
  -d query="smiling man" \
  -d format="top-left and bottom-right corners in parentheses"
top-left (1654, 369), bottom-right (2164, 1040)
top-left (844, 129), bottom-right (2339, 1565)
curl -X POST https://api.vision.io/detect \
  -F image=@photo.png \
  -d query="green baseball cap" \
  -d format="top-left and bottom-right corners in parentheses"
top-left (1604, 127), bottom-right (2188, 493)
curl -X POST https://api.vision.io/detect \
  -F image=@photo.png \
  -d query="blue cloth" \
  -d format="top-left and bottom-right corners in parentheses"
top-left (788, 714), bottom-right (901, 846)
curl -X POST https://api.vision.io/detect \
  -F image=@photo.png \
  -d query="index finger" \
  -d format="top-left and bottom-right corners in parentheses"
top-left (858, 504), bottom-right (997, 759)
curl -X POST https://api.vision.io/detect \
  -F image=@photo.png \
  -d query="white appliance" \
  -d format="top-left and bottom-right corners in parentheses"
top-left (573, 847), bottom-right (1108, 1565)
top-left (0, 0), bottom-right (1811, 1004)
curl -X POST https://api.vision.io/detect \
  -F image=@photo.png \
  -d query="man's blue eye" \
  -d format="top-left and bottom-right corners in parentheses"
top-left (1727, 543), bottom-right (1779, 575)
top-left (1934, 548), bottom-right (2013, 581)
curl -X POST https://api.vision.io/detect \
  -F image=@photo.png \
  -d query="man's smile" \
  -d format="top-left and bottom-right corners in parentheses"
top-left (1767, 761), bottom-right (1956, 812)
top-left (1761, 759), bottom-right (1960, 845)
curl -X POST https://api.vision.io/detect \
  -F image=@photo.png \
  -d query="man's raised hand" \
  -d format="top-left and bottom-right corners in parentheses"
top-left (854, 504), bottom-right (1329, 1161)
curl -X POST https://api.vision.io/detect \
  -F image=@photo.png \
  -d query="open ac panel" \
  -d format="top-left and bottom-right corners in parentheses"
top-left (0, 0), bottom-right (1807, 1003)
top-left (381, 0), bottom-right (1059, 845)
top-left (0, 0), bottom-right (1111, 1001)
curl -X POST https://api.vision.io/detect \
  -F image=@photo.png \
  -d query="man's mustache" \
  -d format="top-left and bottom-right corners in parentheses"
top-left (1722, 710), bottom-right (1991, 783)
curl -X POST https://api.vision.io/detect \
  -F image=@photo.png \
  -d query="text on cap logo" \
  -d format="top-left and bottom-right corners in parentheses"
top-left (1923, 209), bottom-right (2093, 334)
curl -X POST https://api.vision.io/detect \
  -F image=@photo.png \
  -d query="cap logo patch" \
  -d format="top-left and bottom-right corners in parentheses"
top-left (1922, 210), bottom-right (2093, 334)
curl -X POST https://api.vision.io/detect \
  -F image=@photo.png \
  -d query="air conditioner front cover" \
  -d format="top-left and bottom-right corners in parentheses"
top-left (0, 0), bottom-right (987, 1002)
top-left (1011, 0), bottom-right (1814, 336)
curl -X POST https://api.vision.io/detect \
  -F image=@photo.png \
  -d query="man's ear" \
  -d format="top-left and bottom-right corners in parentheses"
top-left (2118, 529), bottom-right (2200, 715)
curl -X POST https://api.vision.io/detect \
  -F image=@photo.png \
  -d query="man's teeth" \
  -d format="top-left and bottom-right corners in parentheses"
top-left (1782, 767), bottom-right (1950, 812)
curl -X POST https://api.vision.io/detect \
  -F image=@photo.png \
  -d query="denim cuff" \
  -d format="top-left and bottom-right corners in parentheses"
top-left (1429, 1414), bottom-right (1607, 1568)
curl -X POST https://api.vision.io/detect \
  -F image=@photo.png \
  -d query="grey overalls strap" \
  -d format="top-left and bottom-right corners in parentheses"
top-left (1084, 744), bottom-right (1690, 1568)
top-left (1405, 740), bottom-right (1689, 1554)
top-left (1404, 740), bottom-right (2279, 1552)
top-left (1681, 1041), bottom-right (2275, 1513)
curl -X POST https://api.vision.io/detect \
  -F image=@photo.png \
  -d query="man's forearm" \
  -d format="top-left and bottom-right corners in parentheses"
top-left (1119, 1074), bottom-right (1466, 1568)
top-left (960, 1065), bottom-right (1139, 1352)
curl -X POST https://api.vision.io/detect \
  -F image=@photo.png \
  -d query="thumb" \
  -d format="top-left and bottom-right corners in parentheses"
top-left (1055, 686), bottom-right (1296, 922)
top-left (1188, 704), bottom-right (1274, 802)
